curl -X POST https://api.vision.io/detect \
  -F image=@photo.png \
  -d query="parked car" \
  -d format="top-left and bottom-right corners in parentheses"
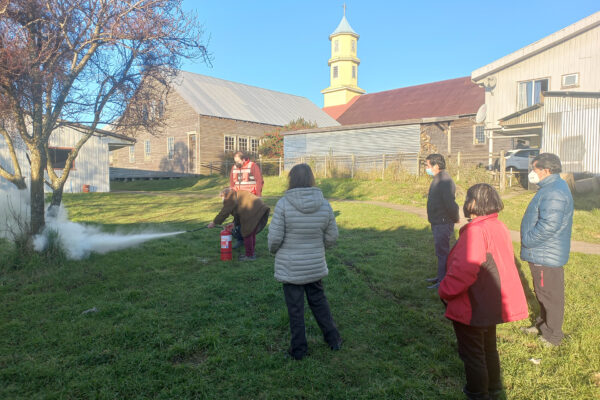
top-left (494, 148), bottom-right (540, 172)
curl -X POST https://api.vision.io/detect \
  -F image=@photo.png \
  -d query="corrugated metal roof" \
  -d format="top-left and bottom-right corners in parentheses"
top-left (171, 71), bottom-right (340, 128)
top-left (336, 77), bottom-right (484, 125)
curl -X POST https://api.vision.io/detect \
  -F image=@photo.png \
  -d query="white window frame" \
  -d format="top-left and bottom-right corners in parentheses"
top-left (144, 140), bottom-right (151, 159)
top-left (473, 125), bottom-right (486, 145)
top-left (250, 138), bottom-right (260, 154)
top-left (224, 135), bottom-right (235, 152)
top-left (237, 136), bottom-right (248, 152)
top-left (517, 78), bottom-right (549, 110)
top-left (561, 73), bottom-right (579, 89)
top-left (129, 145), bottom-right (135, 163)
top-left (167, 137), bottom-right (174, 160)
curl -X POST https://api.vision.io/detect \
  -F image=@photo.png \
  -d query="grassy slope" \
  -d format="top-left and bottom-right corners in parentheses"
top-left (1, 178), bottom-right (599, 398)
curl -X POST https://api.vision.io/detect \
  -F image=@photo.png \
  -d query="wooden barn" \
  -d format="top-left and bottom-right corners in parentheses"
top-left (0, 124), bottom-right (134, 193)
top-left (110, 71), bottom-right (339, 176)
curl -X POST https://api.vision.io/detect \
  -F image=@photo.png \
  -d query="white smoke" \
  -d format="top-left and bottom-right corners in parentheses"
top-left (1, 185), bottom-right (185, 260)
top-left (0, 185), bottom-right (30, 240)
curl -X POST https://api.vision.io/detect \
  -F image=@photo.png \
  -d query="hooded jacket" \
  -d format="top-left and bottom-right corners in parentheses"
top-left (213, 190), bottom-right (270, 237)
top-left (268, 187), bottom-right (338, 285)
top-left (520, 174), bottom-right (574, 267)
top-left (439, 213), bottom-right (528, 327)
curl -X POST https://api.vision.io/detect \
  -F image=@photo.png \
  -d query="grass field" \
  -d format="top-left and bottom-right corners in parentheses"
top-left (1, 177), bottom-right (599, 399)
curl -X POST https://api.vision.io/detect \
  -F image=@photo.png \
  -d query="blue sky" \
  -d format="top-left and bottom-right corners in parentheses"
top-left (182, 1), bottom-right (599, 107)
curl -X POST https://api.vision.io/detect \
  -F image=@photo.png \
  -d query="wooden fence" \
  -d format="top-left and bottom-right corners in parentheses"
top-left (204, 150), bottom-right (524, 190)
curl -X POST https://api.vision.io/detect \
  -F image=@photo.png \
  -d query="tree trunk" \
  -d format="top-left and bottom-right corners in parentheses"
top-left (29, 147), bottom-right (47, 235)
top-left (50, 187), bottom-right (64, 207)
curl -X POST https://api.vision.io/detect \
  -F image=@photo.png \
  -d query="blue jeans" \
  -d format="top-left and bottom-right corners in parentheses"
top-left (432, 223), bottom-right (454, 282)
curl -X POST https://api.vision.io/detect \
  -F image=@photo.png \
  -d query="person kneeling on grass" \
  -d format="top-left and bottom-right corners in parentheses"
top-left (268, 164), bottom-right (342, 360)
top-left (439, 183), bottom-right (528, 400)
top-left (207, 188), bottom-right (270, 261)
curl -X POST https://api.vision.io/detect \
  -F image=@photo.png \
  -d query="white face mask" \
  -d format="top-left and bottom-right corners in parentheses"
top-left (528, 170), bottom-right (540, 184)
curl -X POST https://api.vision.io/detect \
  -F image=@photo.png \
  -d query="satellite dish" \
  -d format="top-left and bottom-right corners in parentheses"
top-left (475, 104), bottom-right (487, 124)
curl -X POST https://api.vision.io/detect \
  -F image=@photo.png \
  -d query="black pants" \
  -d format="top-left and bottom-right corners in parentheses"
top-left (283, 280), bottom-right (340, 359)
top-left (453, 321), bottom-right (502, 400)
top-left (529, 263), bottom-right (565, 345)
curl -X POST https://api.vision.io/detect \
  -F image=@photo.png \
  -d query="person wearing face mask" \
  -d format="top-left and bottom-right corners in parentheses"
top-left (520, 153), bottom-right (573, 347)
top-left (229, 151), bottom-right (265, 249)
top-left (424, 153), bottom-right (460, 289)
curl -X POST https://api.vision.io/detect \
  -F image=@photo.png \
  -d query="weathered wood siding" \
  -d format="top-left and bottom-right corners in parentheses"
top-left (0, 126), bottom-right (110, 193)
top-left (477, 24), bottom-right (600, 128)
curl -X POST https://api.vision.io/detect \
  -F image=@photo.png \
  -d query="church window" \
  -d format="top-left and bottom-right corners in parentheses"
top-left (351, 40), bottom-right (356, 53)
top-left (334, 40), bottom-right (339, 52)
top-left (352, 66), bottom-right (356, 79)
top-left (333, 66), bottom-right (338, 79)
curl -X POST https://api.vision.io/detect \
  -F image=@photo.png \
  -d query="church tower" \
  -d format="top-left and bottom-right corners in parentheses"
top-left (321, 7), bottom-right (365, 108)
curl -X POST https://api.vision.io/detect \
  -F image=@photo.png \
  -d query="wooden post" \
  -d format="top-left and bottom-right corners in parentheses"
top-left (278, 157), bottom-right (282, 177)
top-left (324, 155), bottom-right (328, 178)
top-left (382, 154), bottom-right (386, 180)
top-left (456, 151), bottom-right (461, 181)
top-left (500, 150), bottom-right (506, 192)
top-left (447, 124), bottom-right (452, 154)
top-left (351, 154), bottom-right (355, 179)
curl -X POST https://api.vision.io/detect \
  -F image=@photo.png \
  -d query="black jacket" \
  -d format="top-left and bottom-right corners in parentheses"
top-left (427, 170), bottom-right (460, 225)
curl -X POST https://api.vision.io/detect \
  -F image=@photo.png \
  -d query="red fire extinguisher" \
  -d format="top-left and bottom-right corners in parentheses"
top-left (220, 227), bottom-right (233, 261)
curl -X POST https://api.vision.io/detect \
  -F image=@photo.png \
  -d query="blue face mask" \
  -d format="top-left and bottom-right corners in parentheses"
top-left (426, 168), bottom-right (434, 176)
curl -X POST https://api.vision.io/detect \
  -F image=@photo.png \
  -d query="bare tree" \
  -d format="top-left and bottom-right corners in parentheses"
top-left (0, 0), bottom-right (210, 235)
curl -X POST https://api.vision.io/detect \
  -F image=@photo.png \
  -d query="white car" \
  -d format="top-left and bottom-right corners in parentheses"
top-left (495, 148), bottom-right (540, 172)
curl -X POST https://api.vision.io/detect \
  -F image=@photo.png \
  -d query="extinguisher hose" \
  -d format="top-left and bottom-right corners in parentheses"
top-left (185, 224), bottom-right (223, 233)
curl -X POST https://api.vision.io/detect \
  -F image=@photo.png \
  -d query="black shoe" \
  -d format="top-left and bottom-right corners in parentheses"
top-left (425, 277), bottom-right (439, 283)
top-left (330, 339), bottom-right (342, 351)
top-left (287, 347), bottom-right (306, 360)
top-left (238, 254), bottom-right (256, 262)
top-left (520, 325), bottom-right (540, 336)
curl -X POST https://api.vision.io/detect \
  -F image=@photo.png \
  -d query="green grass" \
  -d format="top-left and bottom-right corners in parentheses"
top-left (1, 177), bottom-right (599, 398)
top-left (111, 174), bottom-right (600, 244)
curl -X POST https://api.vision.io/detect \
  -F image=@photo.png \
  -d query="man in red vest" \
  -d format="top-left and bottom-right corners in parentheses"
top-left (229, 151), bottom-right (264, 248)
top-left (230, 151), bottom-right (264, 197)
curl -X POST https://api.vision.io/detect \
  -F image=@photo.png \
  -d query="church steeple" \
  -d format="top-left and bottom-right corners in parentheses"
top-left (322, 6), bottom-right (365, 108)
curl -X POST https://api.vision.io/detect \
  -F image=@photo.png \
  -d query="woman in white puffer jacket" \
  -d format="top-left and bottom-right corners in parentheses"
top-left (268, 163), bottom-right (341, 360)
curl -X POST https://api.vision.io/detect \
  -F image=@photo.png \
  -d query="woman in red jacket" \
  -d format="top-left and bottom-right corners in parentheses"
top-left (439, 183), bottom-right (528, 400)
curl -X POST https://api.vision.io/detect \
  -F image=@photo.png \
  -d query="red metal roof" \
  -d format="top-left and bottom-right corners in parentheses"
top-left (336, 76), bottom-right (484, 125)
top-left (322, 95), bottom-right (360, 119)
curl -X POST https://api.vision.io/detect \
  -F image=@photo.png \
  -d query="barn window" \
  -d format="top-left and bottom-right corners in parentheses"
top-left (129, 145), bottom-right (135, 163)
top-left (250, 138), bottom-right (260, 154)
top-left (333, 66), bottom-right (338, 79)
top-left (473, 125), bottom-right (486, 145)
top-left (238, 137), bottom-right (248, 152)
top-left (167, 137), bottom-right (174, 160)
top-left (48, 147), bottom-right (75, 170)
top-left (144, 140), bottom-right (151, 158)
top-left (224, 136), bottom-right (235, 152)
top-left (518, 78), bottom-right (548, 110)
top-left (561, 73), bottom-right (579, 88)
